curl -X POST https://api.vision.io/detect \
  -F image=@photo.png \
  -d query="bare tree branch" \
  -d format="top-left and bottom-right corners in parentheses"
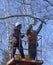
top-left (0, 15), bottom-right (46, 24)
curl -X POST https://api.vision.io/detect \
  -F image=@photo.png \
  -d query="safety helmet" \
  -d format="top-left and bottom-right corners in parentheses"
top-left (15, 22), bottom-right (21, 27)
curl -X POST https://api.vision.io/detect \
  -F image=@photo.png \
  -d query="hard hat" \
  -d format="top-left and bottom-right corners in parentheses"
top-left (15, 22), bottom-right (21, 27)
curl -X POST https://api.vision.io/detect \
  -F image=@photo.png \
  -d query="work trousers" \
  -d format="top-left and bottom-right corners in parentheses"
top-left (28, 42), bottom-right (36, 60)
top-left (13, 42), bottom-right (25, 58)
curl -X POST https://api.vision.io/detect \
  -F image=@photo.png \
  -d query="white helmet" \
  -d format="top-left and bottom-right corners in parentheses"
top-left (15, 22), bottom-right (21, 27)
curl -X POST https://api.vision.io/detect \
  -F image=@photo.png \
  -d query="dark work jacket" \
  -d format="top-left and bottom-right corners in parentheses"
top-left (13, 28), bottom-right (21, 42)
top-left (26, 23), bottom-right (43, 43)
top-left (27, 23), bottom-right (43, 36)
top-left (13, 28), bottom-right (24, 43)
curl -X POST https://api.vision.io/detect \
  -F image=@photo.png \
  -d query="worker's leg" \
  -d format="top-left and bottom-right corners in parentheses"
top-left (12, 48), bottom-right (16, 57)
top-left (17, 43), bottom-right (25, 58)
top-left (28, 42), bottom-right (36, 60)
top-left (12, 43), bottom-right (16, 57)
top-left (19, 44), bottom-right (25, 58)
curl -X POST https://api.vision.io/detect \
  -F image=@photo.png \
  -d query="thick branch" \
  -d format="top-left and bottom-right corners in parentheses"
top-left (0, 15), bottom-right (46, 24)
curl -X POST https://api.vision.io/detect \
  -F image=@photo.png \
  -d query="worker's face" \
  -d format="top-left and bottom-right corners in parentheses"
top-left (19, 25), bottom-right (22, 29)
top-left (30, 25), bottom-right (32, 29)
top-left (29, 25), bottom-right (32, 30)
top-left (35, 22), bottom-right (37, 25)
top-left (17, 24), bottom-right (22, 30)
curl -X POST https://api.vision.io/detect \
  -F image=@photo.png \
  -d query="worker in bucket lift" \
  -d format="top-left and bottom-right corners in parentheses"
top-left (26, 21), bottom-right (43, 60)
top-left (12, 22), bottom-right (25, 59)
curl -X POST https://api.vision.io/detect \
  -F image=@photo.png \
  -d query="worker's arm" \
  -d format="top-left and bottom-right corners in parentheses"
top-left (35, 23), bottom-right (43, 34)
top-left (21, 33), bottom-right (25, 38)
